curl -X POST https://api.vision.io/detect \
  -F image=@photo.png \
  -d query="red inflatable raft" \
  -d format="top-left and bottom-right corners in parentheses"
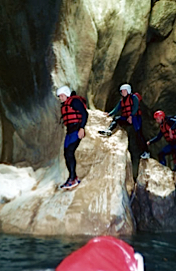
top-left (55, 236), bottom-right (144, 271)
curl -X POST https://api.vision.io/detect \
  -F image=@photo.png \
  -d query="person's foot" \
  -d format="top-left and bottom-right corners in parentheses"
top-left (61, 177), bottom-right (80, 190)
top-left (74, 176), bottom-right (81, 184)
top-left (140, 151), bottom-right (150, 159)
top-left (60, 178), bottom-right (71, 189)
top-left (98, 129), bottom-right (112, 136)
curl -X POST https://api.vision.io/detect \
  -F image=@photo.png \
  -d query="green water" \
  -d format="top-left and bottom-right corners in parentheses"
top-left (0, 232), bottom-right (176, 271)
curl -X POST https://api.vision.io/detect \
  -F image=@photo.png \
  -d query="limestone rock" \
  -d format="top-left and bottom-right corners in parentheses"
top-left (52, 0), bottom-right (151, 109)
top-left (0, 164), bottom-right (37, 203)
top-left (150, 0), bottom-right (176, 37)
top-left (0, 110), bottom-right (135, 236)
top-left (2, 0), bottom-right (176, 235)
top-left (52, 0), bottom-right (97, 97)
top-left (133, 19), bottom-right (176, 162)
top-left (132, 158), bottom-right (176, 231)
top-left (0, 0), bottom-right (64, 168)
top-left (1, 0), bottom-right (176, 175)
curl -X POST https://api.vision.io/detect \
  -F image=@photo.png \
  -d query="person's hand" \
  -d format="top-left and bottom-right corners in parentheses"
top-left (147, 141), bottom-right (150, 146)
top-left (169, 128), bottom-right (173, 139)
top-left (78, 128), bottom-right (85, 139)
top-left (127, 116), bottom-right (132, 124)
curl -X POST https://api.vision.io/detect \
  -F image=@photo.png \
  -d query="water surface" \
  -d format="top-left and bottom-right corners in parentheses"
top-left (0, 232), bottom-right (176, 271)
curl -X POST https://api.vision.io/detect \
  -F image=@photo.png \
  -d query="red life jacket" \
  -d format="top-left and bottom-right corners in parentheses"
top-left (120, 94), bottom-right (142, 117)
top-left (160, 120), bottom-right (176, 142)
top-left (61, 95), bottom-right (87, 126)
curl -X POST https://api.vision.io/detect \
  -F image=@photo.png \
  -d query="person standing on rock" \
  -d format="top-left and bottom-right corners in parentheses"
top-left (56, 86), bottom-right (88, 189)
top-left (147, 110), bottom-right (176, 171)
top-left (98, 83), bottom-right (150, 159)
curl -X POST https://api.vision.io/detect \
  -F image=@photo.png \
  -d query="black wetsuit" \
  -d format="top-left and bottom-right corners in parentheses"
top-left (64, 98), bottom-right (88, 180)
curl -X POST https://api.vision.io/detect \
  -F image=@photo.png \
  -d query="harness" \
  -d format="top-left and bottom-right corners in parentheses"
top-left (160, 119), bottom-right (176, 142)
top-left (61, 95), bottom-right (86, 126)
top-left (120, 94), bottom-right (141, 117)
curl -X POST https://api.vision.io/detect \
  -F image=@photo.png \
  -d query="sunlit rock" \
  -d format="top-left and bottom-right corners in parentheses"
top-left (132, 158), bottom-right (176, 231)
top-left (150, 0), bottom-right (176, 37)
top-left (52, 0), bottom-right (97, 97)
top-left (52, 0), bottom-right (151, 109)
top-left (0, 110), bottom-right (135, 236)
top-left (0, 164), bottom-right (37, 203)
top-left (88, 0), bottom-right (151, 110)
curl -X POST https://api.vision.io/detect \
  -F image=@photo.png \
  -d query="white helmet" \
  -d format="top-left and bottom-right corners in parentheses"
top-left (56, 86), bottom-right (71, 97)
top-left (119, 84), bottom-right (132, 94)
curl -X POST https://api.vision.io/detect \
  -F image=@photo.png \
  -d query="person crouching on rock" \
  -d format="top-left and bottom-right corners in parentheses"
top-left (98, 83), bottom-right (150, 159)
top-left (56, 86), bottom-right (88, 190)
top-left (147, 110), bottom-right (176, 171)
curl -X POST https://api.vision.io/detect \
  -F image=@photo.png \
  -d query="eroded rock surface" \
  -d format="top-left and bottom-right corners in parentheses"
top-left (132, 158), bottom-right (176, 231)
top-left (0, 110), bottom-right (135, 236)
top-left (1, 0), bottom-right (176, 235)
top-left (1, 0), bottom-right (176, 173)
top-left (52, 0), bottom-right (151, 110)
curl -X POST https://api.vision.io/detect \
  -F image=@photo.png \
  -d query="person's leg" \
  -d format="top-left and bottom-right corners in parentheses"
top-left (64, 138), bottom-right (81, 180)
top-left (109, 116), bottom-right (128, 130)
top-left (136, 128), bottom-right (149, 153)
top-left (158, 144), bottom-right (172, 166)
top-left (98, 116), bottom-right (128, 135)
top-left (132, 116), bottom-right (149, 158)
top-left (60, 131), bottom-right (81, 189)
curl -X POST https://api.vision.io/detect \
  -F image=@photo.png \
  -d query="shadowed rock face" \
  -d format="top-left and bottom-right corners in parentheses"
top-left (0, 0), bottom-right (61, 114)
top-left (0, 0), bottom-right (63, 168)
top-left (132, 158), bottom-right (176, 232)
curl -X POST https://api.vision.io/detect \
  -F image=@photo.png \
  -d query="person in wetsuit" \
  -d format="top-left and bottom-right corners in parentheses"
top-left (98, 83), bottom-right (150, 159)
top-left (56, 86), bottom-right (88, 189)
top-left (147, 110), bottom-right (176, 171)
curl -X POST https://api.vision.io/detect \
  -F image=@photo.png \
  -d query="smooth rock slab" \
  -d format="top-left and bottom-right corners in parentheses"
top-left (0, 110), bottom-right (135, 236)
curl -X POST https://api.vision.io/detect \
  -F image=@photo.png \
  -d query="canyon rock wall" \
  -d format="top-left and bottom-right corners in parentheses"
top-left (1, 0), bottom-right (176, 235)
top-left (0, 0), bottom-right (63, 168)
top-left (1, 0), bottom-right (176, 169)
